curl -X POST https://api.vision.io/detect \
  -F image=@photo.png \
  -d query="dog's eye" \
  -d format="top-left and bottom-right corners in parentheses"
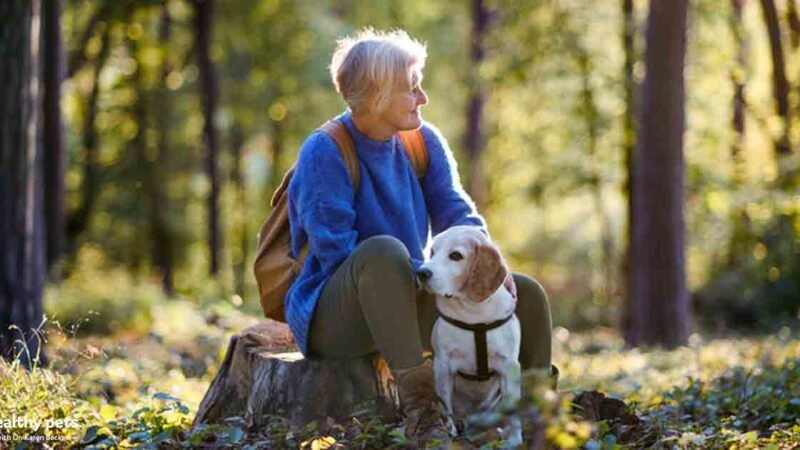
top-left (449, 251), bottom-right (463, 261)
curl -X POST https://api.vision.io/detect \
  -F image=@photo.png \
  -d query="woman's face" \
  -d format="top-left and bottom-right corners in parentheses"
top-left (378, 73), bottom-right (429, 131)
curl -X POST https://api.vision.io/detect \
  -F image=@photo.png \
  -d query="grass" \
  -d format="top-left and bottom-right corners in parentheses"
top-left (1, 296), bottom-right (798, 448)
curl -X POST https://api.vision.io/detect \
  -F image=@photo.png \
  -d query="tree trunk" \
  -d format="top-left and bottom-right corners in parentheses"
top-left (42, 0), bottom-right (65, 275)
top-left (231, 123), bottom-right (246, 297)
top-left (464, 0), bottom-right (493, 210)
top-left (153, 5), bottom-right (174, 294)
top-left (0, 0), bottom-right (47, 368)
top-left (576, 43), bottom-right (615, 308)
top-left (66, 26), bottom-right (111, 260)
top-left (728, 0), bottom-right (752, 268)
top-left (267, 119), bottom-right (285, 200)
top-left (759, 0), bottom-right (791, 159)
top-left (66, 2), bottom-right (112, 78)
top-left (193, 323), bottom-right (398, 428)
top-left (787, 0), bottom-right (800, 49)
top-left (621, 0), bottom-right (638, 335)
top-left (624, 0), bottom-right (690, 348)
top-left (193, 0), bottom-right (222, 276)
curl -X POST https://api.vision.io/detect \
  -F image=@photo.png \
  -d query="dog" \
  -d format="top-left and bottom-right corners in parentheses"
top-left (417, 225), bottom-right (523, 446)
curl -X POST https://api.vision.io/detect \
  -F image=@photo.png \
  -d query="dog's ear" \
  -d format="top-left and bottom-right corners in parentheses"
top-left (464, 242), bottom-right (508, 301)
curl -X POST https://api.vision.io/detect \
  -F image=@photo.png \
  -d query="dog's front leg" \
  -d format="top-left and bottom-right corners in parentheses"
top-left (500, 360), bottom-right (523, 447)
top-left (433, 355), bottom-right (457, 435)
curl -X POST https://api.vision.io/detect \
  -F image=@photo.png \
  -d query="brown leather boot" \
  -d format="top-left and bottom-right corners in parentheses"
top-left (393, 360), bottom-right (452, 446)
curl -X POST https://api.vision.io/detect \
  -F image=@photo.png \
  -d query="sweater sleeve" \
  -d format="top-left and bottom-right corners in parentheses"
top-left (419, 123), bottom-right (487, 235)
top-left (289, 132), bottom-right (358, 274)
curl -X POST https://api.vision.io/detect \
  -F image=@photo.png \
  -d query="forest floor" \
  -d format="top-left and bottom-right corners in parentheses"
top-left (1, 299), bottom-right (799, 449)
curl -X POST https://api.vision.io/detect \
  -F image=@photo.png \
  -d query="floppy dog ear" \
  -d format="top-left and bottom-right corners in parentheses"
top-left (464, 242), bottom-right (509, 301)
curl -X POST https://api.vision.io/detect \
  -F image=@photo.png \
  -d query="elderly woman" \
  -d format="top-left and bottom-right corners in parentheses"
top-left (285, 28), bottom-right (554, 444)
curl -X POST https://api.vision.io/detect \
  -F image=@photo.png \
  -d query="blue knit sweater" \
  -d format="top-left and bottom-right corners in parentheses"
top-left (286, 111), bottom-right (485, 355)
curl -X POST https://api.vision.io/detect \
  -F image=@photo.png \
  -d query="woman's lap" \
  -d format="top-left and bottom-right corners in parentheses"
top-left (308, 235), bottom-right (552, 371)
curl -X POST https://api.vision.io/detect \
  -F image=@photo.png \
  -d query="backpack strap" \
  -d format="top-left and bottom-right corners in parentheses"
top-left (319, 120), bottom-right (360, 191)
top-left (398, 129), bottom-right (429, 178)
top-left (318, 120), bottom-right (429, 191)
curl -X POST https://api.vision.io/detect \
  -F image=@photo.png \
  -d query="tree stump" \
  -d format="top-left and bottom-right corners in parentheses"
top-left (193, 322), bottom-right (399, 428)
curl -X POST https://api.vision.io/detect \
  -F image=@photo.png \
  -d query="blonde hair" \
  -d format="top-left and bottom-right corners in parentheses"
top-left (330, 28), bottom-right (427, 113)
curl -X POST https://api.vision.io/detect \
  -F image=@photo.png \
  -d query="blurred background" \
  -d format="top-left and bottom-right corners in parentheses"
top-left (26, 0), bottom-right (794, 337)
top-left (2, 0), bottom-right (800, 446)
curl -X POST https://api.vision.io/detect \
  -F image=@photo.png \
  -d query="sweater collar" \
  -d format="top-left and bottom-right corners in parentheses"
top-left (338, 110), bottom-right (397, 156)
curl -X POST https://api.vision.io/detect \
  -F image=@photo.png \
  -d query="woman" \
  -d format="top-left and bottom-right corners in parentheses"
top-left (286, 28), bottom-right (554, 444)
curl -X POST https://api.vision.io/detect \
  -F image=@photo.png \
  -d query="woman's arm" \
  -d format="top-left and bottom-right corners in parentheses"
top-left (289, 132), bottom-right (358, 273)
top-left (419, 123), bottom-right (487, 235)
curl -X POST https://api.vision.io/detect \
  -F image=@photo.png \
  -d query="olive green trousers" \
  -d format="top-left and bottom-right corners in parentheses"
top-left (308, 235), bottom-right (553, 371)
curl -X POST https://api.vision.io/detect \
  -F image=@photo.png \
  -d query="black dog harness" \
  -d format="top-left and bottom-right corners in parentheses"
top-left (437, 309), bottom-right (515, 382)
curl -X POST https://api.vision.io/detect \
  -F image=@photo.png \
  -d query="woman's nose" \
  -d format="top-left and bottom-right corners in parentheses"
top-left (417, 88), bottom-right (428, 106)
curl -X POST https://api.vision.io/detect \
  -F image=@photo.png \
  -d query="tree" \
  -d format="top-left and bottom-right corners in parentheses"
top-left (624, 0), bottom-right (690, 348)
top-left (621, 0), bottom-right (637, 325)
top-left (152, 5), bottom-right (175, 294)
top-left (193, 0), bottom-right (223, 276)
top-left (464, 0), bottom-right (494, 210)
top-left (0, 0), bottom-right (48, 367)
top-left (759, 0), bottom-right (791, 160)
top-left (42, 0), bottom-right (66, 275)
top-left (728, 0), bottom-right (752, 268)
top-left (65, 24), bottom-right (111, 261)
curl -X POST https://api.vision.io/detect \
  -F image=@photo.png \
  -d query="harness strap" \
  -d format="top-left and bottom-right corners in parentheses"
top-left (436, 309), bottom-right (514, 382)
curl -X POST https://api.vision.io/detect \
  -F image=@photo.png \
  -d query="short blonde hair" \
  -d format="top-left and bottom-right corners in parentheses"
top-left (330, 28), bottom-right (427, 113)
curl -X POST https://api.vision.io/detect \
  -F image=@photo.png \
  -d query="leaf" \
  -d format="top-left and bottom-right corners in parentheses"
top-left (223, 427), bottom-right (245, 444)
top-left (100, 404), bottom-right (117, 422)
top-left (311, 436), bottom-right (337, 450)
top-left (153, 392), bottom-right (179, 402)
top-left (128, 430), bottom-right (152, 442)
top-left (741, 431), bottom-right (758, 442)
top-left (82, 425), bottom-right (101, 444)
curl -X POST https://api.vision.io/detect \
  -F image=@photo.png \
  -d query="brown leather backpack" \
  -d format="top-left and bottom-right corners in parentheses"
top-left (254, 119), bottom-right (429, 322)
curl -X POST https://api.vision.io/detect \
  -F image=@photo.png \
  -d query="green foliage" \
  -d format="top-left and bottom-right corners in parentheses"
top-left (45, 248), bottom-right (159, 336)
top-left (631, 357), bottom-right (800, 448)
top-left (5, 300), bottom-right (800, 448)
top-left (696, 212), bottom-right (800, 331)
top-left (0, 359), bottom-right (99, 446)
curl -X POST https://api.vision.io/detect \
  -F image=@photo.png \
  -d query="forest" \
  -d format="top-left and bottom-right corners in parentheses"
top-left (0, 0), bottom-right (799, 448)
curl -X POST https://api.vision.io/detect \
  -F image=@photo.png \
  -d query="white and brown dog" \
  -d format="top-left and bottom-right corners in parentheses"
top-left (417, 225), bottom-right (523, 446)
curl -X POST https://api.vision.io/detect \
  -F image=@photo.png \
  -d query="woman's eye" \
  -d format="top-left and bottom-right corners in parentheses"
top-left (449, 251), bottom-right (463, 261)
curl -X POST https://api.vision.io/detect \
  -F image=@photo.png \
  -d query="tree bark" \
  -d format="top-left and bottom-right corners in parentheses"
top-left (464, 0), bottom-right (493, 210)
top-left (153, 5), bottom-right (174, 294)
top-left (42, 0), bottom-right (65, 274)
top-left (193, 0), bottom-right (222, 276)
top-left (0, 0), bottom-right (48, 368)
top-left (759, 0), bottom-right (791, 158)
top-left (787, 0), bottom-right (800, 49)
top-left (193, 323), bottom-right (398, 428)
top-left (66, 2), bottom-right (112, 78)
top-left (266, 119), bottom-right (285, 201)
top-left (576, 43), bottom-right (615, 308)
top-left (728, 0), bottom-right (752, 268)
top-left (621, 0), bottom-right (637, 335)
top-left (624, 0), bottom-right (690, 348)
top-left (66, 26), bottom-right (111, 258)
top-left (231, 123), bottom-right (246, 297)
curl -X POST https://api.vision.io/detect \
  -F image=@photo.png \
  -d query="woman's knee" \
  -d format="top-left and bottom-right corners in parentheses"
top-left (353, 235), bottom-right (413, 276)
top-left (513, 273), bottom-right (552, 320)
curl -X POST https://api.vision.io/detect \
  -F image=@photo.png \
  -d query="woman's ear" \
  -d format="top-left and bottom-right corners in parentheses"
top-left (464, 242), bottom-right (508, 301)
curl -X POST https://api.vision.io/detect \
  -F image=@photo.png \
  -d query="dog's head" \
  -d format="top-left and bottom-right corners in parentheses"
top-left (417, 225), bottom-right (509, 302)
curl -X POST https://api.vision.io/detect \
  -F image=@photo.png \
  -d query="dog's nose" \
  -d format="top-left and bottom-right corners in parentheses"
top-left (416, 268), bottom-right (432, 283)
